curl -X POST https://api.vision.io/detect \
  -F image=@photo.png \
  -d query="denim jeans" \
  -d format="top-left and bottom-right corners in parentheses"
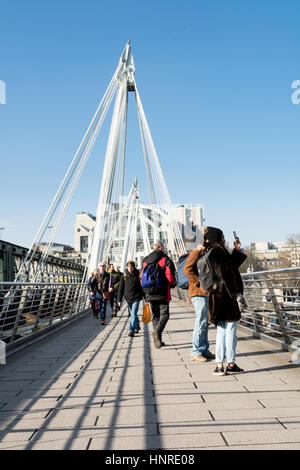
top-left (95, 292), bottom-right (107, 321)
top-left (110, 291), bottom-right (119, 314)
top-left (190, 296), bottom-right (210, 356)
top-left (127, 301), bottom-right (140, 332)
top-left (215, 321), bottom-right (238, 363)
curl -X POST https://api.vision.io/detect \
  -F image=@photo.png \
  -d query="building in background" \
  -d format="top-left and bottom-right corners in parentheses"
top-left (35, 242), bottom-right (82, 265)
top-left (74, 205), bottom-right (204, 267)
top-left (74, 212), bottom-right (96, 266)
top-left (250, 241), bottom-right (300, 268)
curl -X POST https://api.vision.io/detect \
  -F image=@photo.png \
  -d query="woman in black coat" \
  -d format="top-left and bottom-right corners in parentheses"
top-left (118, 260), bottom-right (144, 337)
top-left (203, 226), bottom-right (247, 376)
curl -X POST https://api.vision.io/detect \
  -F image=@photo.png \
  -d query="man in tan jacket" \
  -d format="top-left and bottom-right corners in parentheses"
top-left (184, 246), bottom-right (215, 362)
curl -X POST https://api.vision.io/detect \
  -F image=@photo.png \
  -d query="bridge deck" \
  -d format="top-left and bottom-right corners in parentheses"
top-left (0, 300), bottom-right (300, 450)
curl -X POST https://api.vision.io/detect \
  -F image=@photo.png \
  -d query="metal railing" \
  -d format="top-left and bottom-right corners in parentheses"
top-left (173, 267), bottom-right (300, 350)
top-left (241, 267), bottom-right (300, 348)
top-left (0, 282), bottom-right (89, 345)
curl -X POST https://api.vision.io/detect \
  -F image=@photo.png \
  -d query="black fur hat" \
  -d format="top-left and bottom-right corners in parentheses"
top-left (202, 226), bottom-right (224, 243)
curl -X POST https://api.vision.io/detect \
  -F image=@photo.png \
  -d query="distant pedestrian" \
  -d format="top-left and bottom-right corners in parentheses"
top-left (90, 262), bottom-right (110, 325)
top-left (184, 246), bottom-right (215, 362)
top-left (107, 263), bottom-right (121, 317)
top-left (202, 227), bottom-right (247, 376)
top-left (86, 269), bottom-right (99, 318)
top-left (141, 241), bottom-right (176, 348)
top-left (115, 265), bottom-right (123, 276)
top-left (118, 261), bottom-right (144, 337)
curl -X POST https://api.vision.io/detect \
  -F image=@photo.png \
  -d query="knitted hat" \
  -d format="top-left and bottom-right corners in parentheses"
top-left (126, 260), bottom-right (136, 266)
top-left (202, 226), bottom-right (224, 243)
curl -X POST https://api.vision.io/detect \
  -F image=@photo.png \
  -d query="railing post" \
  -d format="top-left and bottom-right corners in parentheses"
top-left (266, 278), bottom-right (291, 346)
top-left (48, 285), bottom-right (62, 327)
top-left (60, 285), bottom-right (72, 320)
top-left (10, 286), bottom-right (28, 343)
top-left (242, 278), bottom-right (259, 333)
top-left (75, 283), bottom-right (86, 314)
top-left (33, 286), bottom-right (47, 331)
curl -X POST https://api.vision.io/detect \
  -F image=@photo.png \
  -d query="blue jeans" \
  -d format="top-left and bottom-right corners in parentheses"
top-left (95, 292), bottom-right (107, 321)
top-left (190, 296), bottom-right (210, 356)
top-left (127, 301), bottom-right (140, 332)
top-left (215, 321), bottom-right (238, 363)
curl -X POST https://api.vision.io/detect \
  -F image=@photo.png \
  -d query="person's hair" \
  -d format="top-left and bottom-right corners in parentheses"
top-left (153, 240), bottom-right (164, 251)
top-left (202, 226), bottom-right (224, 245)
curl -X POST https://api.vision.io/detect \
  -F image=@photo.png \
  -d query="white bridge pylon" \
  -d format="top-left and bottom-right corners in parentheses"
top-left (16, 41), bottom-right (186, 282)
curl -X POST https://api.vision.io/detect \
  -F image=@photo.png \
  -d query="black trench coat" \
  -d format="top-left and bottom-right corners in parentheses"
top-left (206, 243), bottom-right (247, 326)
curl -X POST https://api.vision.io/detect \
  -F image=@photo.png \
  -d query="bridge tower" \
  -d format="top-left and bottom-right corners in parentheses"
top-left (15, 42), bottom-right (185, 282)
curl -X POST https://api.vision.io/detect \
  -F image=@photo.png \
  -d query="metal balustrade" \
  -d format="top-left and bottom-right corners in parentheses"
top-left (173, 267), bottom-right (300, 350)
top-left (0, 282), bottom-right (89, 345)
top-left (241, 267), bottom-right (300, 348)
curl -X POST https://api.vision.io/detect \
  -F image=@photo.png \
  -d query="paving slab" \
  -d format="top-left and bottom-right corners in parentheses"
top-left (1, 398), bottom-right (59, 411)
top-left (277, 417), bottom-right (300, 429)
top-left (0, 417), bottom-right (47, 431)
top-left (202, 390), bottom-right (300, 401)
top-left (223, 428), bottom-right (300, 446)
top-left (156, 403), bottom-right (212, 422)
top-left (159, 418), bottom-right (282, 434)
top-left (0, 429), bottom-right (34, 443)
top-left (26, 437), bottom-right (90, 450)
top-left (210, 406), bottom-right (300, 421)
top-left (259, 397), bottom-right (300, 408)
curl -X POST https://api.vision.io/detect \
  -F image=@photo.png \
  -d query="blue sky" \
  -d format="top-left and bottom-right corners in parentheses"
top-left (0, 0), bottom-right (299, 249)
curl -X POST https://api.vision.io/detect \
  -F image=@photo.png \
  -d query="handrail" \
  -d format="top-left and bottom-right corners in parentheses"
top-left (0, 282), bottom-right (90, 345)
top-left (174, 267), bottom-right (300, 351)
top-left (240, 267), bottom-right (300, 349)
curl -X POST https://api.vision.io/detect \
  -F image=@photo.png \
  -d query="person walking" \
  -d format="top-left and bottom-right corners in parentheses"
top-left (202, 226), bottom-right (247, 376)
top-left (118, 260), bottom-right (144, 337)
top-left (115, 265), bottom-right (123, 276)
top-left (115, 265), bottom-right (129, 315)
top-left (107, 263), bottom-right (121, 317)
top-left (86, 269), bottom-right (99, 318)
top-left (184, 246), bottom-right (215, 362)
top-left (90, 263), bottom-right (110, 325)
top-left (141, 241), bottom-right (176, 349)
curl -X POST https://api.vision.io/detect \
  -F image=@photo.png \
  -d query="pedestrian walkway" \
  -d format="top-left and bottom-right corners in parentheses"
top-left (0, 300), bottom-right (300, 450)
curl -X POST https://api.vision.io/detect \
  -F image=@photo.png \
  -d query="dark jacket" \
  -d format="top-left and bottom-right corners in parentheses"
top-left (86, 276), bottom-right (93, 291)
top-left (107, 269), bottom-right (122, 292)
top-left (90, 272), bottom-right (110, 295)
top-left (141, 250), bottom-right (176, 303)
top-left (117, 269), bottom-right (144, 304)
top-left (206, 242), bottom-right (247, 325)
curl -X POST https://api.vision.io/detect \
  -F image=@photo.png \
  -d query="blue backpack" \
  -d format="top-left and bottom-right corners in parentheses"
top-left (175, 253), bottom-right (190, 290)
top-left (141, 263), bottom-right (163, 289)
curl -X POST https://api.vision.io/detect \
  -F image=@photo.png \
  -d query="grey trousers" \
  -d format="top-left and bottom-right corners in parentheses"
top-left (150, 301), bottom-right (170, 339)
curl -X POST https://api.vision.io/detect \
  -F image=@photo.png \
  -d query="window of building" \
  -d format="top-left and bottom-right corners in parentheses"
top-left (80, 236), bottom-right (88, 253)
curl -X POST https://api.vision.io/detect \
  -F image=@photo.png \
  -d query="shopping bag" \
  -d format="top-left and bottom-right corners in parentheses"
top-left (142, 302), bottom-right (151, 323)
